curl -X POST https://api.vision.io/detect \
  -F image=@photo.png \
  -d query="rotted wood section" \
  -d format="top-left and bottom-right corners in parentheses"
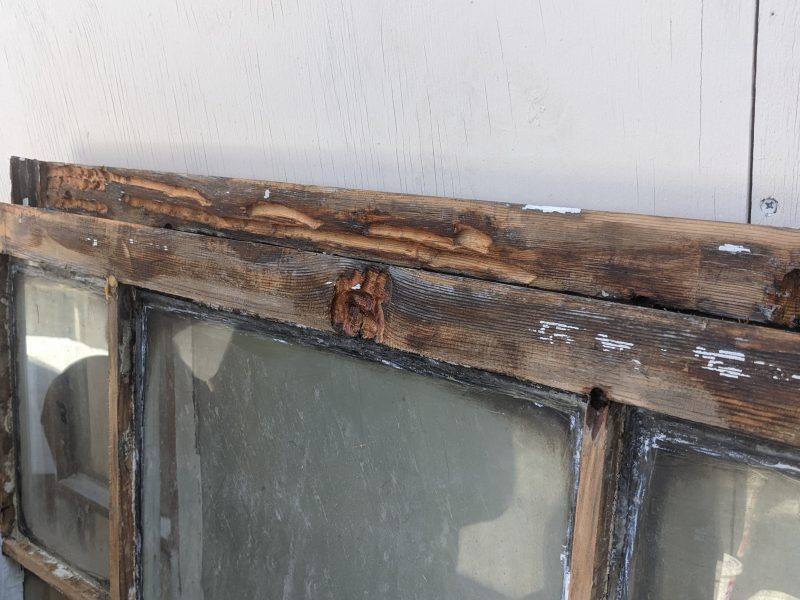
top-left (2, 204), bottom-right (800, 448)
top-left (12, 157), bottom-right (800, 329)
top-left (3, 535), bottom-right (108, 600)
top-left (106, 280), bottom-right (137, 600)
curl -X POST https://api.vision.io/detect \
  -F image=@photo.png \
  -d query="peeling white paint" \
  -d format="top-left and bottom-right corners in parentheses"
top-left (522, 204), bottom-right (582, 214)
top-left (596, 333), bottom-right (634, 352)
top-left (536, 320), bottom-right (579, 345)
top-left (754, 360), bottom-right (766, 365)
top-left (693, 346), bottom-right (751, 379)
top-left (792, 374), bottom-right (800, 381)
top-left (351, 283), bottom-right (362, 290)
top-left (718, 243), bottom-right (751, 254)
top-left (264, 189), bottom-right (270, 199)
top-left (52, 565), bottom-right (72, 579)
top-left (21, 197), bottom-right (28, 206)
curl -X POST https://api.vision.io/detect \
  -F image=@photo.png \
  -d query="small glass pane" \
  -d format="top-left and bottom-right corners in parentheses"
top-left (24, 572), bottom-right (68, 600)
top-left (15, 272), bottom-right (109, 581)
top-left (142, 309), bottom-right (578, 600)
top-left (628, 448), bottom-right (800, 600)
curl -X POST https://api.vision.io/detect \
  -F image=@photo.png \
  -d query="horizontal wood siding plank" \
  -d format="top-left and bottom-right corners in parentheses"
top-left (13, 158), bottom-right (800, 328)
top-left (2, 204), bottom-right (799, 447)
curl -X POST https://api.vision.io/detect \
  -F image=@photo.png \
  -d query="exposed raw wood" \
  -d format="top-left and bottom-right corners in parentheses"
top-left (330, 268), bottom-right (391, 342)
top-left (2, 535), bottom-right (108, 600)
top-left (568, 395), bottom-right (625, 600)
top-left (13, 158), bottom-right (800, 328)
top-left (106, 280), bottom-right (138, 600)
top-left (2, 204), bottom-right (800, 447)
top-left (0, 256), bottom-right (14, 537)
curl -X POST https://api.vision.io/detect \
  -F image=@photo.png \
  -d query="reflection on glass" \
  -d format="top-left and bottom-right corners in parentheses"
top-left (629, 449), bottom-right (800, 600)
top-left (16, 273), bottom-right (109, 581)
top-left (142, 310), bottom-right (577, 600)
top-left (24, 571), bottom-right (69, 600)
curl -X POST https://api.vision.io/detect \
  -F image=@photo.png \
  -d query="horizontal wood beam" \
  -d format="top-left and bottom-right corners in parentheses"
top-left (12, 157), bottom-right (800, 328)
top-left (3, 535), bottom-right (108, 600)
top-left (1, 204), bottom-right (800, 447)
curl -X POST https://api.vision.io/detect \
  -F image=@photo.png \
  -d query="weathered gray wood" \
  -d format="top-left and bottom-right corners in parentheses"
top-left (106, 280), bottom-right (137, 600)
top-left (12, 158), bottom-right (800, 328)
top-left (1, 204), bottom-right (800, 448)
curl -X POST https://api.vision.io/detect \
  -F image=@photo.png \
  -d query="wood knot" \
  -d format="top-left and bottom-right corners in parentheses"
top-left (330, 268), bottom-right (391, 342)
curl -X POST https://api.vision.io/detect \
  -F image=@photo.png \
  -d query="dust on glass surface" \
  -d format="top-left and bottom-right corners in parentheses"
top-left (15, 273), bottom-right (109, 581)
top-left (141, 310), bottom-right (578, 600)
top-left (629, 449), bottom-right (800, 600)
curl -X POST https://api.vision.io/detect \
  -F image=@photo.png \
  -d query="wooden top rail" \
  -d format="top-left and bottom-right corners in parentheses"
top-left (10, 157), bottom-right (800, 329)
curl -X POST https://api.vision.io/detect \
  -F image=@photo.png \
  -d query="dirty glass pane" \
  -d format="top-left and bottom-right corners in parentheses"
top-left (628, 449), bottom-right (800, 600)
top-left (23, 572), bottom-right (68, 600)
top-left (15, 273), bottom-right (109, 581)
top-left (141, 309), bottom-right (578, 600)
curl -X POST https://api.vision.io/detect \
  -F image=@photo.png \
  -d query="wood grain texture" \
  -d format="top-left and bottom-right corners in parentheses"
top-left (106, 280), bottom-right (137, 600)
top-left (2, 204), bottom-right (800, 447)
top-left (568, 397), bottom-right (624, 600)
top-left (17, 158), bottom-right (800, 327)
top-left (0, 256), bottom-right (15, 537)
top-left (750, 0), bottom-right (800, 228)
top-left (0, 1), bottom-right (755, 221)
top-left (2, 536), bottom-right (108, 600)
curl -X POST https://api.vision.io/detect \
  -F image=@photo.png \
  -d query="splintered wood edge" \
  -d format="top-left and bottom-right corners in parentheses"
top-left (2, 204), bottom-right (800, 448)
top-left (3, 535), bottom-right (108, 600)
top-left (12, 157), bottom-right (800, 328)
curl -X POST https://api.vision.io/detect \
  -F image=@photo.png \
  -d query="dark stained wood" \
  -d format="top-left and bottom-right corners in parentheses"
top-left (12, 158), bottom-right (800, 328)
top-left (2, 204), bottom-right (800, 448)
top-left (0, 255), bottom-right (15, 536)
top-left (569, 395), bottom-right (625, 600)
top-left (3, 535), bottom-right (108, 600)
top-left (106, 279), bottom-right (138, 600)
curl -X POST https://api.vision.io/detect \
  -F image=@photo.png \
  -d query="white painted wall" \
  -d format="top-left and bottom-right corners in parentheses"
top-left (0, 0), bottom-right (760, 222)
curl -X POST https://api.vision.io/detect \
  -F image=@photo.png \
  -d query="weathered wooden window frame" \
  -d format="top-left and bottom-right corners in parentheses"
top-left (1, 157), bottom-right (799, 600)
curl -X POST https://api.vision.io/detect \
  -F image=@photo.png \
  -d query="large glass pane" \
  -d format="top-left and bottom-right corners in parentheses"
top-left (628, 447), bottom-right (800, 600)
top-left (142, 309), bottom-right (578, 600)
top-left (24, 572), bottom-right (68, 600)
top-left (15, 272), bottom-right (109, 581)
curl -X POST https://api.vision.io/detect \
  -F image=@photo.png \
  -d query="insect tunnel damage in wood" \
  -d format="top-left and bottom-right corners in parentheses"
top-left (3, 157), bottom-right (800, 600)
top-left (330, 268), bottom-right (391, 343)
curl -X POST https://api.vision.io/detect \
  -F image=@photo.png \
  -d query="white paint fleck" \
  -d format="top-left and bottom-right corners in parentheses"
top-left (693, 346), bottom-right (750, 379)
top-left (600, 290), bottom-right (610, 298)
top-left (264, 189), bottom-right (270, 199)
top-left (272, 338), bottom-right (288, 345)
top-left (52, 565), bottom-right (72, 579)
top-left (536, 320), bottom-right (579, 345)
top-left (596, 333), bottom-right (634, 352)
top-left (325, 281), bottom-right (333, 285)
top-left (718, 243), bottom-right (751, 254)
top-left (754, 360), bottom-right (766, 365)
top-left (128, 238), bottom-right (134, 244)
top-left (21, 197), bottom-right (29, 206)
top-left (522, 204), bottom-right (582, 214)
top-left (351, 283), bottom-right (362, 290)
top-left (792, 375), bottom-right (800, 381)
